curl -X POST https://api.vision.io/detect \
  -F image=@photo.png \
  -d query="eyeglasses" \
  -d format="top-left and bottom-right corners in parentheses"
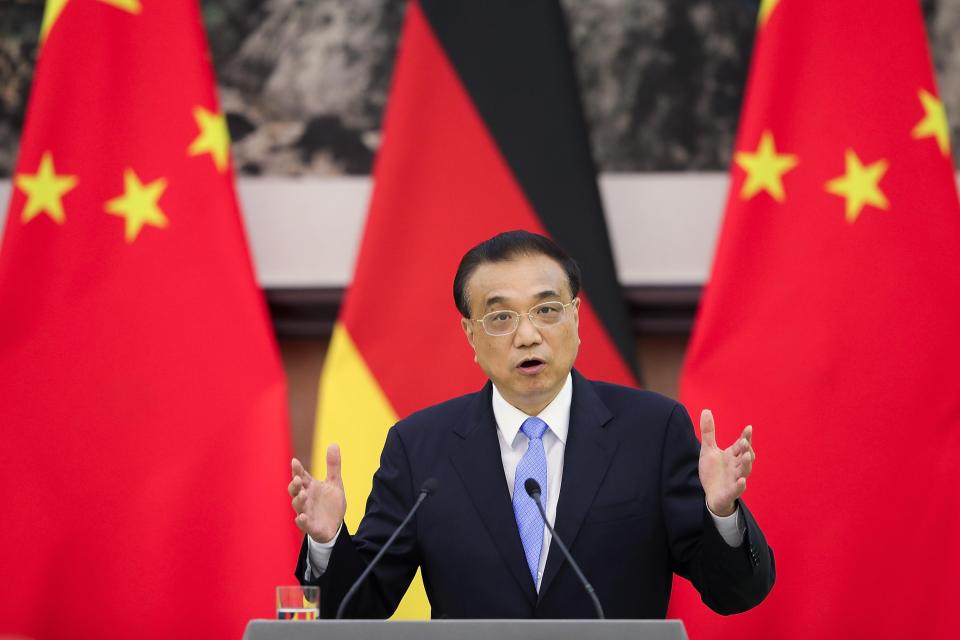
top-left (472, 299), bottom-right (579, 336)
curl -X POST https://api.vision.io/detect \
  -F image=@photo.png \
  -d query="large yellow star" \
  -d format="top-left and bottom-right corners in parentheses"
top-left (758, 0), bottom-right (782, 27)
top-left (41, 0), bottom-right (141, 43)
top-left (825, 149), bottom-right (889, 223)
top-left (104, 169), bottom-right (169, 243)
top-left (733, 130), bottom-right (798, 202)
top-left (188, 106), bottom-right (231, 173)
top-left (911, 89), bottom-right (951, 157)
top-left (14, 151), bottom-right (78, 225)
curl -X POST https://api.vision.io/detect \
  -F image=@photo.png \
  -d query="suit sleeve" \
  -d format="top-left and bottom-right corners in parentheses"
top-left (294, 424), bottom-right (421, 618)
top-left (660, 403), bottom-right (776, 614)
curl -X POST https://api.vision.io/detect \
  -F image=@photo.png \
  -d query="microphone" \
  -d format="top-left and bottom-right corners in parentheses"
top-left (524, 478), bottom-right (605, 619)
top-left (335, 478), bottom-right (438, 619)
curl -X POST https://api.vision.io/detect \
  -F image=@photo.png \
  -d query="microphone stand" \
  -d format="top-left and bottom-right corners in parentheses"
top-left (335, 478), bottom-right (437, 619)
top-left (525, 478), bottom-right (605, 619)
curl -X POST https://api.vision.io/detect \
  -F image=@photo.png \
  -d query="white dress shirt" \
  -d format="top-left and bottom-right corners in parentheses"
top-left (306, 374), bottom-right (744, 583)
top-left (492, 371), bottom-right (573, 589)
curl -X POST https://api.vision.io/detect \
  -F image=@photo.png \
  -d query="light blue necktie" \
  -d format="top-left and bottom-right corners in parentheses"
top-left (512, 416), bottom-right (549, 587)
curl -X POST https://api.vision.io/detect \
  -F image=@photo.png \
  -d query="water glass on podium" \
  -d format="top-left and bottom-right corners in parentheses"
top-left (276, 585), bottom-right (319, 620)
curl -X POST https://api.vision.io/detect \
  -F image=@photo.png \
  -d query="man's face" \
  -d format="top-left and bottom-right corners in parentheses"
top-left (460, 253), bottom-right (580, 415)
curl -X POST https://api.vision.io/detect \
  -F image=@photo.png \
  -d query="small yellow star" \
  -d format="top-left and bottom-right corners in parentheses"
top-left (758, 0), bottom-right (781, 27)
top-left (41, 0), bottom-right (141, 43)
top-left (14, 151), bottom-right (79, 225)
top-left (188, 106), bottom-right (231, 173)
top-left (911, 89), bottom-right (951, 157)
top-left (104, 169), bottom-right (169, 243)
top-left (40, 0), bottom-right (69, 42)
top-left (825, 149), bottom-right (889, 223)
top-left (99, 0), bottom-right (142, 12)
top-left (733, 130), bottom-right (798, 202)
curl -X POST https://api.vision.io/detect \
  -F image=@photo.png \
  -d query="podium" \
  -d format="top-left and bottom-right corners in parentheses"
top-left (243, 619), bottom-right (688, 640)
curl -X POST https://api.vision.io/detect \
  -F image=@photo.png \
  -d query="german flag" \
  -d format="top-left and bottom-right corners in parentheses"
top-left (313, 0), bottom-right (637, 618)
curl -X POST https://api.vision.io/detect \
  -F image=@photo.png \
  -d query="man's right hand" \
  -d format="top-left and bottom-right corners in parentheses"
top-left (289, 445), bottom-right (347, 544)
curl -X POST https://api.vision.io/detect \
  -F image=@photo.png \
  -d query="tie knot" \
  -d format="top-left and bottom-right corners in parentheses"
top-left (521, 417), bottom-right (548, 441)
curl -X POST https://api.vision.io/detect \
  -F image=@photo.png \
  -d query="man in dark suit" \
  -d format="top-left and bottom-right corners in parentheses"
top-left (290, 230), bottom-right (774, 618)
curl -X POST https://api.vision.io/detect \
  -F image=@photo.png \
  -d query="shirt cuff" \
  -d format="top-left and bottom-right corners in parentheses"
top-left (305, 523), bottom-right (343, 579)
top-left (706, 501), bottom-right (746, 548)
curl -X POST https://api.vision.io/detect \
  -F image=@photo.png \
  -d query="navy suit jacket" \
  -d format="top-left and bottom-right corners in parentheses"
top-left (296, 370), bottom-right (775, 618)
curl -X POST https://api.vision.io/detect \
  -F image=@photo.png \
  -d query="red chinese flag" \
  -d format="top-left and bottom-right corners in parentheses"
top-left (0, 2), bottom-right (298, 639)
top-left (673, 1), bottom-right (960, 637)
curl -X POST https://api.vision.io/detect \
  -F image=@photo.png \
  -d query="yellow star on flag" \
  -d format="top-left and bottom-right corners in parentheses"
top-left (99, 0), bottom-right (142, 13)
top-left (105, 169), bottom-right (169, 243)
top-left (14, 151), bottom-right (78, 225)
top-left (758, 0), bottom-right (782, 27)
top-left (734, 130), bottom-right (798, 202)
top-left (41, 0), bottom-right (141, 43)
top-left (911, 89), bottom-right (951, 157)
top-left (188, 106), bottom-right (231, 173)
top-left (825, 149), bottom-right (889, 223)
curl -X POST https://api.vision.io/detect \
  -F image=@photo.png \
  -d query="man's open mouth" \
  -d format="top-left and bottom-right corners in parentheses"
top-left (517, 358), bottom-right (546, 374)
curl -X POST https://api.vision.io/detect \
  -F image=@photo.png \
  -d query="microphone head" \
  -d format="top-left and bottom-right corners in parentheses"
top-left (420, 477), bottom-right (439, 495)
top-left (524, 478), bottom-right (541, 498)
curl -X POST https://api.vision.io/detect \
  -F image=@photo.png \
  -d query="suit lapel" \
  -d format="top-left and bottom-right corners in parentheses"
top-left (448, 382), bottom-right (537, 603)
top-left (538, 370), bottom-right (617, 601)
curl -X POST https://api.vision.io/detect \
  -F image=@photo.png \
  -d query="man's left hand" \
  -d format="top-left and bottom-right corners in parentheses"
top-left (697, 409), bottom-right (755, 517)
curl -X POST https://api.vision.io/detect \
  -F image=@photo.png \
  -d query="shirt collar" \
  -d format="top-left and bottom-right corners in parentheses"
top-left (491, 373), bottom-right (572, 446)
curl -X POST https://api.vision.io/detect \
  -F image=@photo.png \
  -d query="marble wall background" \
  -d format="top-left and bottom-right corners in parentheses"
top-left (1, 0), bottom-right (957, 177)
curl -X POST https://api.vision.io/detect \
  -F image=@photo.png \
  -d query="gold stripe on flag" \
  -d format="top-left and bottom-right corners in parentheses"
top-left (313, 322), bottom-right (431, 619)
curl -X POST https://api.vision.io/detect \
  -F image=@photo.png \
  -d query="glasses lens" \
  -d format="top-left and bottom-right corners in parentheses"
top-left (530, 302), bottom-right (565, 327)
top-left (483, 310), bottom-right (519, 335)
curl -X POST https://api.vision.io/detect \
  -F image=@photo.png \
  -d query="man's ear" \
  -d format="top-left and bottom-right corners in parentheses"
top-left (461, 317), bottom-right (476, 350)
top-left (571, 298), bottom-right (582, 344)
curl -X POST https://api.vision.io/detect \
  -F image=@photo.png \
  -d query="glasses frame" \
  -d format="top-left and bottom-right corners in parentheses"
top-left (471, 298), bottom-right (580, 337)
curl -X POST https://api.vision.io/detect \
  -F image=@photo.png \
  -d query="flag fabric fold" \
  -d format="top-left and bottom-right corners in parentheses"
top-left (0, 2), bottom-right (298, 638)
top-left (313, 0), bottom-right (637, 619)
top-left (673, 1), bottom-right (960, 637)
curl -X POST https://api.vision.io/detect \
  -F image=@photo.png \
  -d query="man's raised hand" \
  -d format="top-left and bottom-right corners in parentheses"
top-left (289, 445), bottom-right (347, 543)
top-left (697, 409), bottom-right (755, 517)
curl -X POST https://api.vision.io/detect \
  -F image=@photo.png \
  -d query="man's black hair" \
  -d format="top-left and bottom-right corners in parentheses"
top-left (453, 230), bottom-right (582, 317)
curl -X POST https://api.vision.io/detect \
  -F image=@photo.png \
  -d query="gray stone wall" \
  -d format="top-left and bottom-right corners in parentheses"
top-left (0, 0), bottom-right (957, 176)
